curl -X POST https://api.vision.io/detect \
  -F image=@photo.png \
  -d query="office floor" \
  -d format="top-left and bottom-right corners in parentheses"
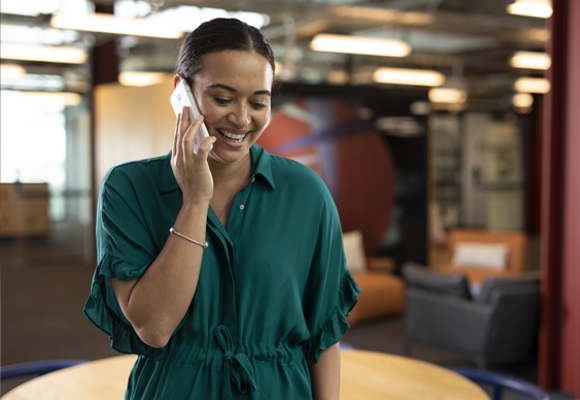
top-left (1, 240), bottom-right (576, 399)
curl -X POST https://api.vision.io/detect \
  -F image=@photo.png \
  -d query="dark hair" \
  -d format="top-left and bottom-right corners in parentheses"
top-left (176, 18), bottom-right (275, 85)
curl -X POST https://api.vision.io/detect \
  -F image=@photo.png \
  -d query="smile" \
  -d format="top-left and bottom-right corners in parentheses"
top-left (217, 129), bottom-right (248, 143)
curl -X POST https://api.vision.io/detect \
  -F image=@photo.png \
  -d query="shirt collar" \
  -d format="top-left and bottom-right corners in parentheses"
top-left (159, 144), bottom-right (276, 194)
top-left (250, 144), bottom-right (276, 190)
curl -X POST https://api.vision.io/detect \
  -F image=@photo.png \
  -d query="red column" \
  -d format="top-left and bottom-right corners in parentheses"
top-left (539, 0), bottom-right (580, 396)
top-left (559, 0), bottom-right (580, 395)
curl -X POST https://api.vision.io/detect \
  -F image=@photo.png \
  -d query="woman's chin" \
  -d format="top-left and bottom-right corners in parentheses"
top-left (208, 145), bottom-right (250, 165)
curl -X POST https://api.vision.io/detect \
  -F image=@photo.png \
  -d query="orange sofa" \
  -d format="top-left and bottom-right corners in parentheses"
top-left (347, 257), bottom-right (405, 326)
top-left (436, 229), bottom-right (529, 285)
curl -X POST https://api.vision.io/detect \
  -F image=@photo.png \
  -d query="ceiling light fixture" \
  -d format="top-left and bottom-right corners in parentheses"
top-left (512, 93), bottom-right (534, 107)
top-left (311, 34), bottom-right (411, 58)
top-left (1, 64), bottom-right (27, 78)
top-left (118, 71), bottom-right (170, 87)
top-left (51, 13), bottom-right (183, 39)
top-left (374, 67), bottom-right (445, 87)
top-left (1, 44), bottom-right (87, 64)
top-left (331, 6), bottom-right (433, 25)
top-left (514, 77), bottom-right (551, 93)
top-left (507, 0), bottom-right (553, 18)
top-left (428, 88), bottom-right (468, 103)
top-left (510, 51), bottom-right (551, 69)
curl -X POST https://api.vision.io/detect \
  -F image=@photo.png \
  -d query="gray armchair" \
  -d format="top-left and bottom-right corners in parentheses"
top-left (402, 263), bottom-right (540, 370)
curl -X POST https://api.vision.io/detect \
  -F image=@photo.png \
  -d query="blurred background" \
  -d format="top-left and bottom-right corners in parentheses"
top-left (1, 0), bottom-right (578, 398)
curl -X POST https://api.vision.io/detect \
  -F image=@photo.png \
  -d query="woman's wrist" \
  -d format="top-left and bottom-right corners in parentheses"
top-left (181, 199), bottom-right (211, 211)
top-left (172, 202), bottom-right (209, 240)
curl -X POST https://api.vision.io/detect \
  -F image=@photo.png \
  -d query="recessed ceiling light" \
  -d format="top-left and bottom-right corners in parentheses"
top-left (510, 51), bottom-right (551, 70)
top-left (51, 13), bottom-right (183, 39)
top-left (428, 88), bottom-right (468, 103)
top-left (374, 68), bottom-right (445, 87)
top-left (311, 34), bottom-right (411, 58)
top-left (118, 71), bottom-right (170, 87)
top-left (514, 77), bottom-right (551, 93)
top-left (512, 93), bottom-right (534, 107)
top-left (507, 0), bottom-right (553, 18)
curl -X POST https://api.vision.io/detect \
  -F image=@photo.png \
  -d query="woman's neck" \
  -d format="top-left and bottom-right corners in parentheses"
top-left (208, 152), bottom-right (251, 186)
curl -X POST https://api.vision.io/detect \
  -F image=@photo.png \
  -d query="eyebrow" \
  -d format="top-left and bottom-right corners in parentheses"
top-left (207, 83), bottom-right (271, 97)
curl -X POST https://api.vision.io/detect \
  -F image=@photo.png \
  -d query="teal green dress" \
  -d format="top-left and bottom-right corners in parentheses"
top-left (84, 144), bottom-right (360, 399)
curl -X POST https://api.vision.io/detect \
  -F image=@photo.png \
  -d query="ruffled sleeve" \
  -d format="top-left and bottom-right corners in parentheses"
top-left (301, 270), bottom-right (360, 366)
top-left (83, 166), bottom-right (163, 356)
top-left (301, 195), bottom-right (361, 366)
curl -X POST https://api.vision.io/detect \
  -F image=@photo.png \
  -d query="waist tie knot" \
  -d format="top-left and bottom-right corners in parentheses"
top-left (214, 325), bottom-right (257, 395)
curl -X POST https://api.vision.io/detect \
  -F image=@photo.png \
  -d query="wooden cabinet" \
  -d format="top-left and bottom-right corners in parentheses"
top-left (1, 183), bottom-right (50, 238)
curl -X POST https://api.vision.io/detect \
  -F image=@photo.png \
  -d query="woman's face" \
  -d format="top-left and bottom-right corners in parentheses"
top-left (188, 49), bottom-right (274, 165)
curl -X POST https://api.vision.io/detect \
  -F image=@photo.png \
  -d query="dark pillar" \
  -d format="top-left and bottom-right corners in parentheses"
top-left (539, 0), bottom-right (580, 396)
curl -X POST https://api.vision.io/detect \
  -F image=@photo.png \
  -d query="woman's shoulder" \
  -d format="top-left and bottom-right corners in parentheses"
top-left (269, 154), bottom-right (327, 191)
top-left (270, 154), bottom-right (324, 185)
top-left (100, 153), bottom-right (168, 195)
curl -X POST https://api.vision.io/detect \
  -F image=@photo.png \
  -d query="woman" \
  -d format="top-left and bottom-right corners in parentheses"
top-left (84, 18), bottom-right (359, 400)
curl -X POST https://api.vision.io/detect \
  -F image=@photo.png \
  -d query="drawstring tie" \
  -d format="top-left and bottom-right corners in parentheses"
top-left (214, 325), bottom-right (257, 395)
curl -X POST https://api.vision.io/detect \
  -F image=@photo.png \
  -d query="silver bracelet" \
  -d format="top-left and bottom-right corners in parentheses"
top-left (169, 227), bottom-right (209, 248)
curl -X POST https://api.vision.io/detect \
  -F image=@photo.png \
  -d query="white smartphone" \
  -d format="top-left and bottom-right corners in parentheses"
top-left (170, 79), bottom-right (212, 154)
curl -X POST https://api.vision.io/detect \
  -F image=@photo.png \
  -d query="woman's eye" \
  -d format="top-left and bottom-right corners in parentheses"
top-left (214, 97), bottom-right (231, 105)
top-left (251, 102), bottom-right (267, 109)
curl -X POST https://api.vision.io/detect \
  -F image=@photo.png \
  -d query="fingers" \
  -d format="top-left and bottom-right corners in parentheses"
top-left (182, 114), bottom-right (199, 159)
top-left (173, 106), bottom-right (191, 164)
top-left (197, 135), bottom-right (217, 158)
top-left (183, 113), bottom-right (202, 157)
top-left (172, 111), bottom-right (181, 159)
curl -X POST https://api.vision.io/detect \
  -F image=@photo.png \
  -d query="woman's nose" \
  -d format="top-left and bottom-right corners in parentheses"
top-left (228, 104), bottom-right (250, 128)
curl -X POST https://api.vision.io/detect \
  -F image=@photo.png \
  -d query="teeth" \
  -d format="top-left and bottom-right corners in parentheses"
top-left (218, 129), bottom-right (246, 142)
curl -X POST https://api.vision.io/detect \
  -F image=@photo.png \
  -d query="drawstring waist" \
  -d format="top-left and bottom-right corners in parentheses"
top-left (214, 325), bottom-right (258, 395)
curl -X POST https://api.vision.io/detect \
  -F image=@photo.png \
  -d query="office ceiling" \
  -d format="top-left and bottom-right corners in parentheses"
top-left (1, 0), bottom-right (548, 108)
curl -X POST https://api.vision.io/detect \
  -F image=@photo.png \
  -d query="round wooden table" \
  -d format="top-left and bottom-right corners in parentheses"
top-left (2, 351), bottom-right (489, 400)
top-left (340, 350), bottom-right (489, 400)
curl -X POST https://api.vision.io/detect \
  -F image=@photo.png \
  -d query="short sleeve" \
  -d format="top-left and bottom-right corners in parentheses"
top-left (83, 166), bottom-right (161, 356)
top-left (301, 195), bottom-right (361, 366)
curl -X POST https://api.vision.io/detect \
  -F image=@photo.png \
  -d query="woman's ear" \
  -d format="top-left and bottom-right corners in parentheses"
top-left (173, 74), bottom-right (183, 89)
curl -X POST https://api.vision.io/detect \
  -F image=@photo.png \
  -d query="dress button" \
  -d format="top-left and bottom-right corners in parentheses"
top-left (239, 205), bottom-right (245, 210)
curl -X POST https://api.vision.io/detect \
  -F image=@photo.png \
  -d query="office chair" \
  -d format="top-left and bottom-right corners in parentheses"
top-left (450, 368), bottom-right (550, 400)
top-left (1, 360), bottom-right (88, 380)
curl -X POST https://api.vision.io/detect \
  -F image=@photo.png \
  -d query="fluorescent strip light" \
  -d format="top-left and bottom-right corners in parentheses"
top-left (24, 91), bottom-right (83, 107)
top-left (374, 67), bottom-right (445, 87)
top-left (119, 71), bottom-right (169, 87)
top-left (311, 34), bottom-right (411, 58)
top-left (512, 93), bottom-right (534, 107)
top-left (428, 88), bottom-right (467, 103)
top-left (332, 6), bottom-right (433, 25)
top-left (1, 44), bottom-right (87, 64)
top-left (1, 64), bottom-right (27, 78)
top-left (51, 13), bottom-right (183, 39)
top-left (507, 1), bottom-right (553, 18)
top-left (510, 51), bottom-right (551, 69)
top-left (514, 77), bottom-right (551, 93)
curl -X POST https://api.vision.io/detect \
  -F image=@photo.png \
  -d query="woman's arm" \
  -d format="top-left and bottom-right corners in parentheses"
top-left (109, 202), bottom-right (209, 348)
top-left (110, 110), bottom-right (216, 349)
top-left (309, 342), bottom-right (341, 400)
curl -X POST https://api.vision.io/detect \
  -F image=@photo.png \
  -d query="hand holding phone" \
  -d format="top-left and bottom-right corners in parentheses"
top-left (170, 79), bottom-right (212, 154)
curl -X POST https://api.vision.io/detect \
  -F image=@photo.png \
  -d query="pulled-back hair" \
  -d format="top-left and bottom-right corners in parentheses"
top-left (176, 18), bottom-right (275, 85)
